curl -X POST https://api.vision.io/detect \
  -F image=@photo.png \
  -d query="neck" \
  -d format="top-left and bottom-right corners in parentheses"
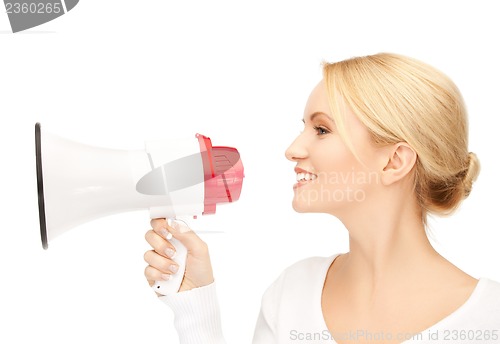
top-left (335, 194), bottom-right (440, 293)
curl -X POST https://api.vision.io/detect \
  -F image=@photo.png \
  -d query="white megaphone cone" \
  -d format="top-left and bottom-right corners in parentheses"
top-left (35, 123), bottom-right (244, 295)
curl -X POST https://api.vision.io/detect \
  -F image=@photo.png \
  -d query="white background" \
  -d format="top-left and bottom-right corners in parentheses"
top-left (1, 1), bottom-right (499, 343)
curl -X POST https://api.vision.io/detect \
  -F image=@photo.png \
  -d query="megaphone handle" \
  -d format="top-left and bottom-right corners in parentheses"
top-left (151, 236), bottom-right (187, 295)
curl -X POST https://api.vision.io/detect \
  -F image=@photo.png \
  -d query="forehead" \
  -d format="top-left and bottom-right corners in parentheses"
top-left (303, 80), bottom-right (335, 122)
top-left (303, 80), bottom-right (332, 119)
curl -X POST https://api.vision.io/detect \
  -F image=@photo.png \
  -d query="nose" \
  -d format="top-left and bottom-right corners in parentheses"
top-left (285, 132), bottom-right (308, 162)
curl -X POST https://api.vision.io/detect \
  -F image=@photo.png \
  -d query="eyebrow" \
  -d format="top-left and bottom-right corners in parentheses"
top-left (302, 111), bottom-right (334, 123)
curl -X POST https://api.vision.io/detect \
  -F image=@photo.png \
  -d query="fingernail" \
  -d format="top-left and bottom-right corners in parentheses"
top-left (161, 274), bottom-right (171, 281)
top-left (161, 228), bottom-right (173, 240)
top-left (169, 265), bottom-right (179, 273)
top-left (165, 248), bottom-right (176, 258)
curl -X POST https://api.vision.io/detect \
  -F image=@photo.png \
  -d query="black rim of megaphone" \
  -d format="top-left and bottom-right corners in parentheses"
top-left (35, 123), bottom-right (49, 250)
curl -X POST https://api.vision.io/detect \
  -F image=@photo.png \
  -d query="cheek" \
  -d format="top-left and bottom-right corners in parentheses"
top-left (313, 142), bottom-right (378, 194)
top-left (313, 140), bottom-right (357, 176)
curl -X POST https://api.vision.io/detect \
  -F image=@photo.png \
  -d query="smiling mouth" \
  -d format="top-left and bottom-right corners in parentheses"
top-left (294, 172), bottom-right (318, 190)
top-left (296, 172), bottom-right (318, 182)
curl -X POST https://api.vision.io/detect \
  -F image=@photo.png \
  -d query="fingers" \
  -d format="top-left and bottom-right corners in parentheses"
top-left (151, 218), bottom-right (166, 228)
top-left (144, 229), bottom-right (176, 259)
top-left (144, 266), bottom-right (160, 286)
top-left (145, 219), bottom-right (182, 288)
top-left (143, 250), bottom-right (180, 281)
top-left (144, 220), bottom-right (181, 284)
top-left (150, 218), bottom-right (173, 240)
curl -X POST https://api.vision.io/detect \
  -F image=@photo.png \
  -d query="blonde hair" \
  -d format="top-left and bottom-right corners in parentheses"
top-left (322, 53), bottom-right (480, 221)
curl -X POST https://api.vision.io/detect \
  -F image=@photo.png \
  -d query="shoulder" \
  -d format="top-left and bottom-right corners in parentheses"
top-left (271, 254), bottom-right (339, 284)
top-left (446, 278), bottom-right (500, 329)
top-left (260, 254), bottom-right (340, 301)
top-left (480, 278), bottom-right (500, 293)
top-left (256, 254), bottom-right (341, 330)
top-left (475, 278), bottom-right (500, 311)
top-left (280, 254), bottom-right (339, 279)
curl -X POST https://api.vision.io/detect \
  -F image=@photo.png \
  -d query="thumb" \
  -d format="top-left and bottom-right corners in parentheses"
top-left (166, 219), bottom-right (214, 292)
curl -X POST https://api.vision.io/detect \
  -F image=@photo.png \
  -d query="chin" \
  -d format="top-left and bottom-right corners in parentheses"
top-left (292, 203), bottom-right (307, 213)
top-left (292, 198), bottom-right (307, 212)
top-left (292, 198), bottom-right (322, 213)
top-left (292, 192), bottom-right (343, 215)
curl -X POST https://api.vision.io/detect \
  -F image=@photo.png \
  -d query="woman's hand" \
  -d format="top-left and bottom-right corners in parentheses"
top-left (144, 218), bottom-right (214, 294)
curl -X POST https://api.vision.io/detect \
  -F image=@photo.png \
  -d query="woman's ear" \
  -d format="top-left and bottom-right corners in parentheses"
top-left (380, 142), bottom-right (417, 186)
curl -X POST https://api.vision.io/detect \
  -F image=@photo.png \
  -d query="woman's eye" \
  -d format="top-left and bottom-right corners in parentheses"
top-left (313, 126), bottom-right (329, 135)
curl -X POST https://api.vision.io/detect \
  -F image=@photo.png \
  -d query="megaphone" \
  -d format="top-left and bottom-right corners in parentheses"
top-left (35, 123), bottom-right (244, 295)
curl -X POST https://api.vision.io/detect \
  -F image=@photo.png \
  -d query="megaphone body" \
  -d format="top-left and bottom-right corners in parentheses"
top-left (35, 123), bottom-right (244, 295)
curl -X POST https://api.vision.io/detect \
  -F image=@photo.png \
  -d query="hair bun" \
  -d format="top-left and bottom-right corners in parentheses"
top-left (463, 152), bottom-right (480, 197)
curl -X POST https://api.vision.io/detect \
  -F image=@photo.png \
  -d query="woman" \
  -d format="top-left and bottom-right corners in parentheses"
top-left (143, 53), bottom-right (500, 343)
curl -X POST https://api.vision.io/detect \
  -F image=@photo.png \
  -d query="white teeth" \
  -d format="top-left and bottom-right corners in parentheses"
top-left (296, 172), bottom-right (317, 182)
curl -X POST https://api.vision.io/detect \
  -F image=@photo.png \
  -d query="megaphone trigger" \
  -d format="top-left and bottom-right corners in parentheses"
top-left (167, 218), bottom-right (192, 234)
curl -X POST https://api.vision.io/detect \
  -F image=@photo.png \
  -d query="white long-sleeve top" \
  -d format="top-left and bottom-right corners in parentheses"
top-left (160, 254), bottom-right (500, 343)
